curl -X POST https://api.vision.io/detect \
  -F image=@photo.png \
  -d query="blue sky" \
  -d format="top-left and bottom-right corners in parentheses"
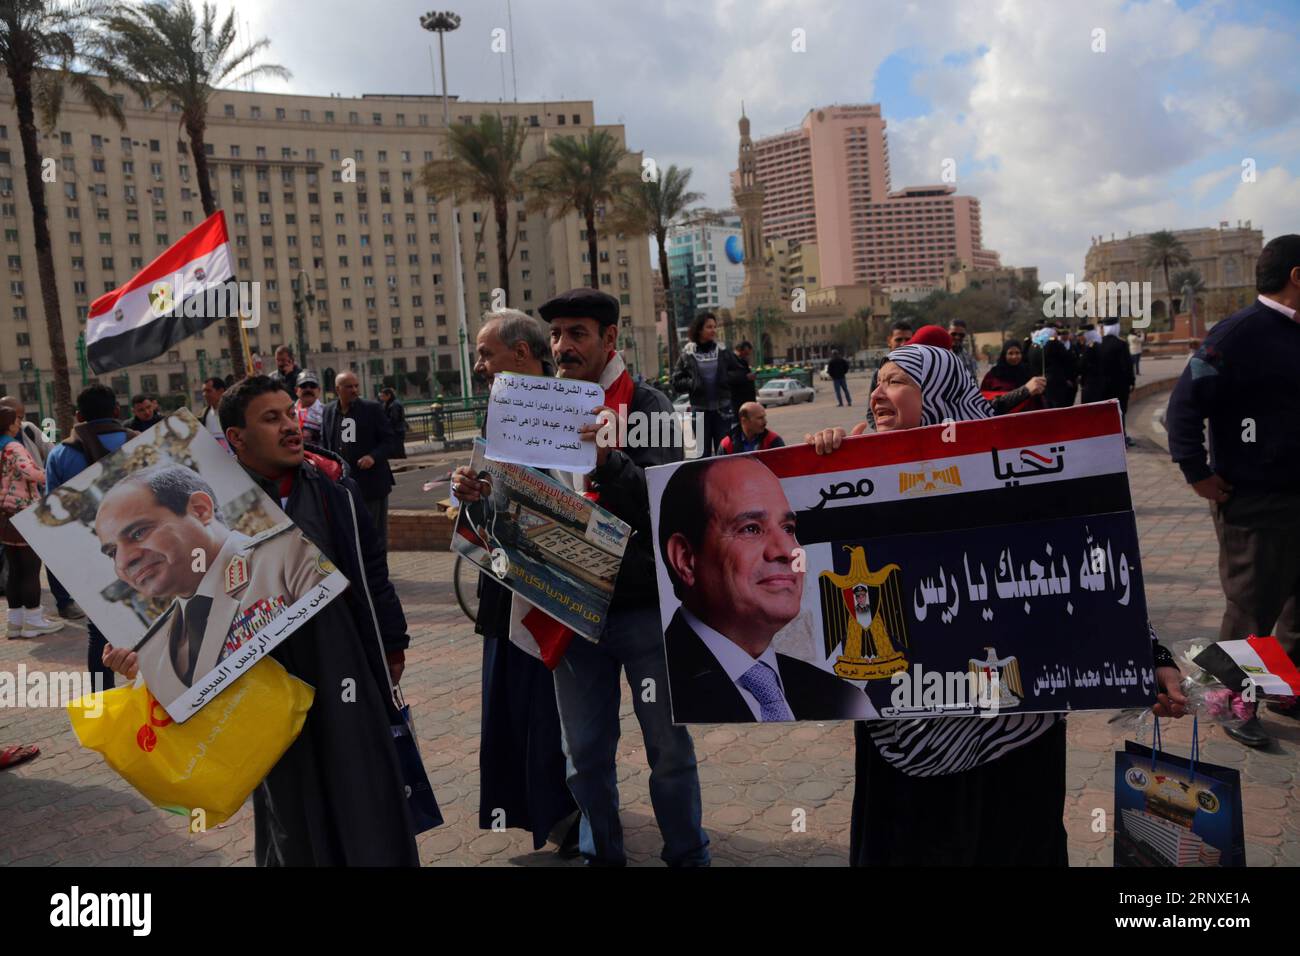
top-left (244, 0), bottom-right (1300, 283)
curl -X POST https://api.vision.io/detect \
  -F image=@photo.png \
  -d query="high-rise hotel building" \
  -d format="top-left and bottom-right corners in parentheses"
top-left (738, 103), bottom-right (999, 289)
top-left (0, 81), bottom-right (657, 412)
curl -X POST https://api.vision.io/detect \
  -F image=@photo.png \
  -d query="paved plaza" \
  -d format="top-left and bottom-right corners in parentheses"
top-left (2, 359), bottom-right (1296, 867)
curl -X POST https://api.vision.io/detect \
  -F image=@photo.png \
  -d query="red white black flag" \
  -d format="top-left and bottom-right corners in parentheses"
top-left (1193, 636), bottom-right (1300, 697)
top-left (86, 210), bottom-right (241, 374)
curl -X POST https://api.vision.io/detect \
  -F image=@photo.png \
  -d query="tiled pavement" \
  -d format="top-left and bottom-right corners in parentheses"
top-left (1, 360), bottom-right (1295, 867)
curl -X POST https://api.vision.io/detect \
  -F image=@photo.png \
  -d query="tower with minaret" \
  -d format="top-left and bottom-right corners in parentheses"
top-left (732, 106), bottom-right (781, 334)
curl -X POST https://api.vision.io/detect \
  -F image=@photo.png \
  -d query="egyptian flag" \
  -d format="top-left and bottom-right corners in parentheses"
top-left (1193, 636), bottom-right (1300, 697)
top-left (86, 210), bottom-right (235, 373)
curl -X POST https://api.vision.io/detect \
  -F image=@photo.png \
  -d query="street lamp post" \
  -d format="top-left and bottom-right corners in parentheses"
top-left (75, 333), bottom-right (89, 386)
top-left (292, 269), bottom-right (316, 373)
top-left (420, 10), bottom-right (472, 402)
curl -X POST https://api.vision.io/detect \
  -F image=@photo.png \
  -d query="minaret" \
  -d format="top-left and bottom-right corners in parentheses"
top-left (732, 106), bottom-right (779, 321)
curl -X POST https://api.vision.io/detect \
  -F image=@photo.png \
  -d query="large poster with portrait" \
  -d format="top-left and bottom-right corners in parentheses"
top-left (12, 409), bottom-right (348, 723)
top-left (646, 402), bottom-right (1156, 723)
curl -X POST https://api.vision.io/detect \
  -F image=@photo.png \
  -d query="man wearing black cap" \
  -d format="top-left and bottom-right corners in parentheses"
top-left (538, 287), bottom-right (709, 867)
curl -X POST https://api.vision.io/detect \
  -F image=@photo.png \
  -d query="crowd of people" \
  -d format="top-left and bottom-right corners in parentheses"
top-left (2, 233), bottom-right (1297, 864)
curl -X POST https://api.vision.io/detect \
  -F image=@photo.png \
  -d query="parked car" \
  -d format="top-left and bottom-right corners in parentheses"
top-left (758, 378), bottom-right (815, 406)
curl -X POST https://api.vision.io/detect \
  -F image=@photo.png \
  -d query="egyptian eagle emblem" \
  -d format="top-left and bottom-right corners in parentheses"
top-left (818, 545), bottom-right (909, 680)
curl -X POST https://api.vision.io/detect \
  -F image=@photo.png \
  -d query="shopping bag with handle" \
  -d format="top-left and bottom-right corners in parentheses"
top-left (67, 657), bottom-right (314, 826)
top-left (1113, 716), bottom-right (1245, 867)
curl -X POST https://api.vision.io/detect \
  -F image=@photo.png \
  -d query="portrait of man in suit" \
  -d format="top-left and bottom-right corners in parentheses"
top-left (657, 456), bottom-right (874, 723)
top-left (93, 463), bottom-right (336, 707)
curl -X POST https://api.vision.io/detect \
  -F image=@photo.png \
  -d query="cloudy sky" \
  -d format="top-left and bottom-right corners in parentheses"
top-left (241, 0), bottom-right (1300, 284)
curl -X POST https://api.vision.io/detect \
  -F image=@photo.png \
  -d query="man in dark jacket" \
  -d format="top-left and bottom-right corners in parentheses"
top-left (379, 388), bottom-right (408, 460)
top-left (827, 349), bottom-right (851, 406)
top-left (1042, 324), bottom-right (1079, 408)
top-left (1096, 320), bottom-right (1136, 445)
top-left (320, 371), bottom-right (399, 554)
top-left (104, 375), bottom-right (424, 865)
top-left (270, 346), bottom-right (303, 398)
top-left (123, 394), bottom-right (162, 433)
top-left (543, 287), bottom-right (708, 867)
top-left (1165, 234), bottom-right (1300, 745)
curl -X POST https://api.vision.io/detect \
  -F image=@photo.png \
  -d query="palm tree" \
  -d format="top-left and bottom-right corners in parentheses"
top-left (608, 164), bottom-right (701, 371)
top-left (101, 0), bottom-right (289, 379)
top-left (526, 129), bottom-right (636, 289)
top-left (1142, 230), bottom-right (1191, 331)
top-left (420, 112), bottom-right (529, 306)
top-left (1, 0), bottom-right (125, 434)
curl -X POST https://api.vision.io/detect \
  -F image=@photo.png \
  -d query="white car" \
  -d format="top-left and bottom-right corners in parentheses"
top-left (758, 378), bottom-right (815, 406)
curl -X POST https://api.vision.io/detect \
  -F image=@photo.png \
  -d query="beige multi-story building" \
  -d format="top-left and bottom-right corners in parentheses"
top-left (0, 80), bottom-right (658, 415)
top-left (1082, 222), bottom-right (1263, 325)
top-left (945, 261), bottom-right (1039, 297)
top-left (736, 104), bottom-right (998, 289)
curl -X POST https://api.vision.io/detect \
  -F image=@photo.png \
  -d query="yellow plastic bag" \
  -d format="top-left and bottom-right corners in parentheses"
top-left (68, 657), bottom-right (314, 826)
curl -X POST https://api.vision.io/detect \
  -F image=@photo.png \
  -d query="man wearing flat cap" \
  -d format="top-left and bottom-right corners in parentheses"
top-left (536, 287), bottom-right (709, 867)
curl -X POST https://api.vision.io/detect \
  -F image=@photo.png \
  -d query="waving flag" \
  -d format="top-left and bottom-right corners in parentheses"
top-left (86, 210), bottom-right (239, 374)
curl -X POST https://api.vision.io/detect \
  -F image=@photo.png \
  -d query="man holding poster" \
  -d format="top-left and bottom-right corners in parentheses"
top-left (98, 380), bottom-right (423, 866)
top-left (541, 288), bottom-right (709, 868)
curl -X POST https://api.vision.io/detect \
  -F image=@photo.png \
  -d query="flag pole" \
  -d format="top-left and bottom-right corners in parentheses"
top-left (238, 318), bottom-right (254, 376)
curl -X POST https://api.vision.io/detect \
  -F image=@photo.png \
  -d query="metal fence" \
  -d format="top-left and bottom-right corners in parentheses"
top-left (404, 401), bottom-right (488, 443)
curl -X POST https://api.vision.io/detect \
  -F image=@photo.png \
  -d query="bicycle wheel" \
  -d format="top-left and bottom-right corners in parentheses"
top-left (452, 553), bottom-right (480, 625)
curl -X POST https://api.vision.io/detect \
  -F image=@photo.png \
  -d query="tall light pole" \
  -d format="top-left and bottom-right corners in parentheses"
top-left (420, 10), bottom-right (472, 402)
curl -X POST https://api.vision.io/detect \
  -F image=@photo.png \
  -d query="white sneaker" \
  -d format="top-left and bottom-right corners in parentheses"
top-left (21, 610), bottom-right (63, 637)
top-left (6, 620), bottom-right (24, 640)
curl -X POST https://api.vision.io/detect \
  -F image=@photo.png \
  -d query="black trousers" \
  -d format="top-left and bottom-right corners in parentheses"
top-left (1212, 490), bottom-right (1300, 663)
top-left (849, 719), bottom-right (1069, 866)
top-left (4, 545), bottom-right (40, 610)
top-left (363, 494), bottom-right (389, 555)
top-left (87, 621), bottom-right (115, 690)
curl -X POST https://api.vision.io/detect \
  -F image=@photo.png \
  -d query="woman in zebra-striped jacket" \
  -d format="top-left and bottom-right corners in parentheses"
top-left (806, 345), bottom-right (1188, 866)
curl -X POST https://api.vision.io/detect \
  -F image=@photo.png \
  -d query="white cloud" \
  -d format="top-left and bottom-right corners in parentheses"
top-left (229, 0), bottom-right (1299, 283)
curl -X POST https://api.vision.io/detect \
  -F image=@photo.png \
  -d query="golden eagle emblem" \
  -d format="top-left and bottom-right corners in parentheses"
top-left (818, 545), bottom-right (909, 680)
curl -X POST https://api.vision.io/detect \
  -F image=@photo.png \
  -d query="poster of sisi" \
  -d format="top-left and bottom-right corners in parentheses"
top-left (646, 402), bottom-right (1158, 724)
top-left (12, 409), bottom-right (348, 723)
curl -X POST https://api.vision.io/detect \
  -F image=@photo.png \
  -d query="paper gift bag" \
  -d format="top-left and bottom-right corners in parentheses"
top-left (1113, 717), bottom-right (1245, 867)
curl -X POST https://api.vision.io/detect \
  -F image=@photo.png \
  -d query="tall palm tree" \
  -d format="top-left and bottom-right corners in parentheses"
top-left (526, 129), bottom-right (636, 289)
top-left (101, 0), bottom-right (289, 379)
top-left (608, 164), bottom-right (701, 370)
top-left (420, 112), bottom-right (529, 306)
top-left (1142, 230), bottom-right (1191, 332)
top-left (1, 0), bottom-right (124, 434)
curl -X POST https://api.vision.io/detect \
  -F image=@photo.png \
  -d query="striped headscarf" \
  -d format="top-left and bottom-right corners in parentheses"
top-left (884, 344), bottom-right (992, 427)
top-left (869, 343), bottom-right (1059, 778)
